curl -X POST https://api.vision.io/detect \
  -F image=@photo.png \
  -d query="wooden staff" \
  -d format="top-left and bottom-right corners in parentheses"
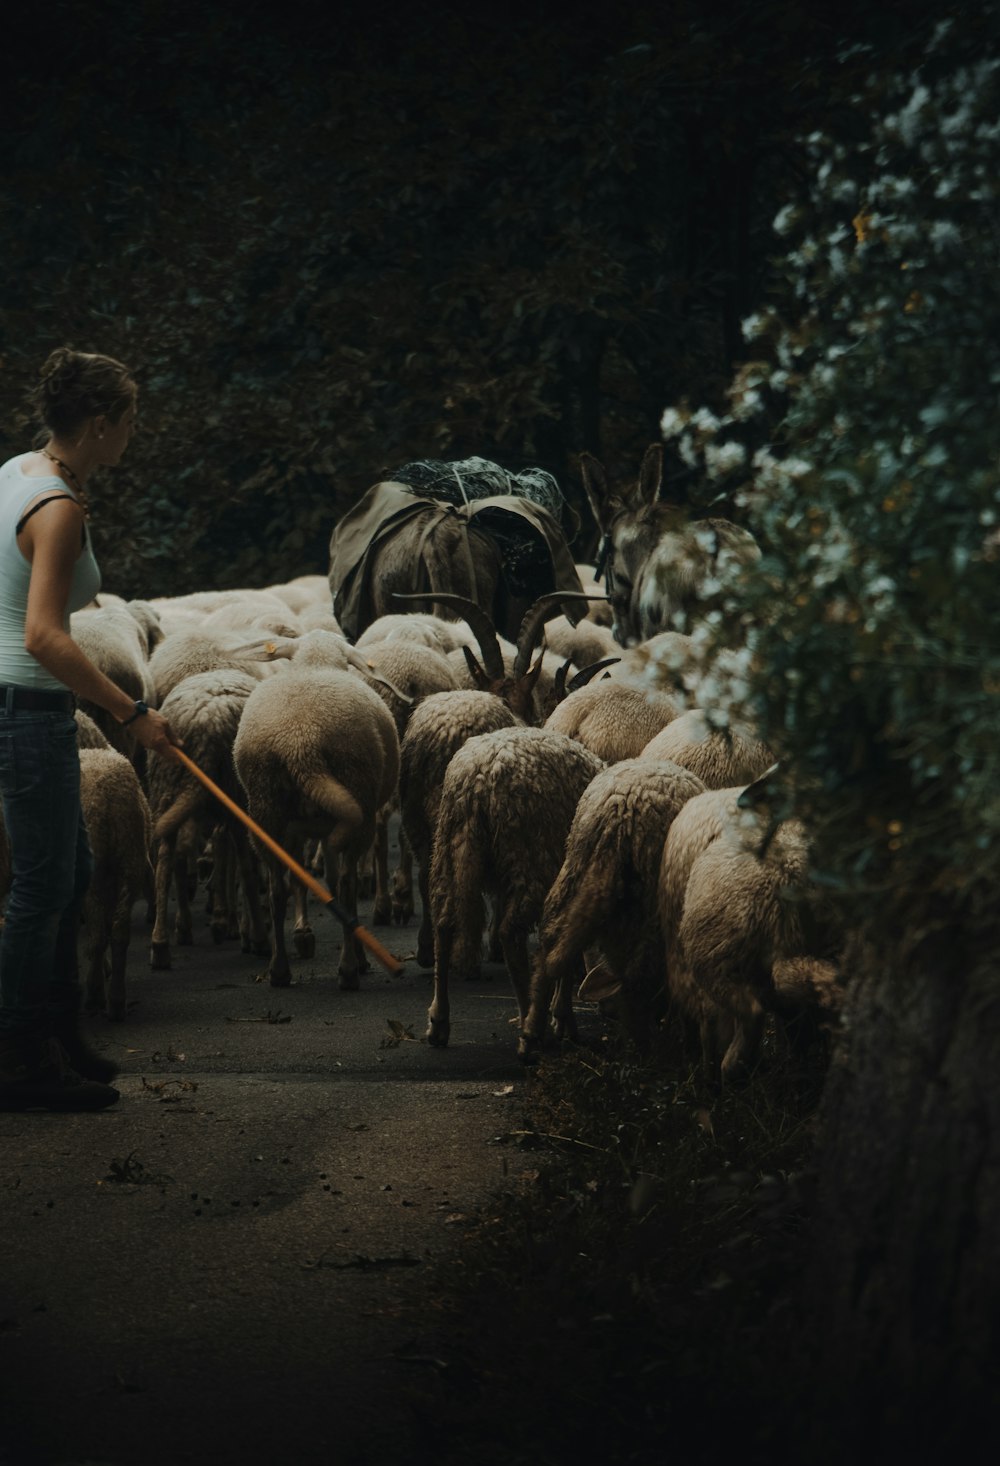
top-left (168, 746), bottom-right (404, 977)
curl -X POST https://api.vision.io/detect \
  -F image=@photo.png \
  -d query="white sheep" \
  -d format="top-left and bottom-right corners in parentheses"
top-left (640, 709), bottom-right (775, 789)
top-left (148, 670), bottom-right (267, 968)
top-left (78, 749), bottom-right (153, 1021)
top-left (427, 726), bottom-right (605, 1046)
top-left (658, 784), bottom-right (842, 1082)
top-left (69, 603), bottom-right (155, 753)
top-left (233, 664), bottom-right (400, 988)
top-left (399, 689), bottom-right (520, 966)
top-left (543, 679), bottom-right (681, 762)
top-left (519, 757), bottom-right (706, 1060)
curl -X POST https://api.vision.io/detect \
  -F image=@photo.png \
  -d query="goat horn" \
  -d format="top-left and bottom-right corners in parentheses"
top-left (392, 591), bottom-right (504, 681)
top-left (567, 656), bottom-right (621, 692)
top-left (512, 592), bottom-right (601, 679)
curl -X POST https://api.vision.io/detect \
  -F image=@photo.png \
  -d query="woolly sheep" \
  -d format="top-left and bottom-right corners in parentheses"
top-left (148, 627), bottom-right (287, 703)
top-left (75, 710), bottom-right (111, 748)
top-left (543, 679), bottom-right (681, 762)
top-left (399, 689), bottom-right (519, 966)
top-left (640, 709), bottom-right (775, 789)
top-left (675, 815), bottom-right (842, 1081)
top-left (519, 757), bottom-right (706, 1061)
top-left (148, 670), bottom-right (267, 968)
top-left (541, 613), bottom-right (618, 671)
top-left (78, 749), bottom-right (153, 1021)
top-left (234, 665), bottom-right (399, 989)
top-left (427, 726), bottom-right (605, 1046)
top-left (70, 603), bottom-right (155, 753)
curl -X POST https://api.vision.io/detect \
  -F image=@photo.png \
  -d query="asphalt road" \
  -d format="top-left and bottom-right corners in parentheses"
top-left (0, 820), bottom-right (570, 1466)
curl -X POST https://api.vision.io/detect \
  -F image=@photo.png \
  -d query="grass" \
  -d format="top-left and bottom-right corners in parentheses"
top-left (414, 1017), bottom-right (829, 1466)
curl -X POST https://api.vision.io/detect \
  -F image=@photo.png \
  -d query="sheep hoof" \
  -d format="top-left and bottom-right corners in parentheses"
top-left (425, 1018), bottom-right (450, 1048)
top-left (149, 943), bottom-right (172, 970)
top-left (338, 970), bottom-right (360, 991)
top-left (293, 931), bottom-right (315, 959)
top-left (416, 941), bottom-right (435, 970)
top-left (268, 970), bottom-right (291, 988)
top-left (391, 901), bottom-right (413, 926)
top-left (371, 898), bottom-right (392, 927)
top-left (516, 1033), bottom-right (541, 1065)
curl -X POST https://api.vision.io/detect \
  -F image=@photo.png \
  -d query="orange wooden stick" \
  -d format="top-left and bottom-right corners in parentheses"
top-left (168, 746), bottom-right (404, 976)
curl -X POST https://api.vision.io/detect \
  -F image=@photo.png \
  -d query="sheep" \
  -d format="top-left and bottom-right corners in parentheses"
top-left (640, 709), bottom-right (776, 789)
top-left (347, 637), bottom-right (457, 924)
top-left (233, 664), bottom-right (400, 989)
top-left (541, 613), bottom-right (618, 672)
top-left (391, 590), bottom-right (584, 957)
top-left (657, 784), bottom-right (842, 1083)
top-left (75, 711), bottom-right (111, 748)
top-left (148, 670), bottom-right (267, 969)
top-left (199, 596), bottom-right (305, 641)
top-left (69, 603), bottom-right (155, 753)
top-left (519, 757), bottom-right (706, 1061)
top-left (265, 575), bottom-right (331, 618)
top-left (543, 679), bottom-right (681, 762)
top-left (399, 690), bottom-right (520, 966)
top-left (78, 749), bottom-right (153, 1021)
top-left (148, 627), bottom-right (288, 704)
top-left (426, 726), bottom-right (605, 1047)
top-left (355, 612), bottom-right (476, 656)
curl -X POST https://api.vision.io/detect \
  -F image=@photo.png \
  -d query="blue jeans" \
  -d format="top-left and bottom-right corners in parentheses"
top-left (0, 708), bottom-right (93, 1038)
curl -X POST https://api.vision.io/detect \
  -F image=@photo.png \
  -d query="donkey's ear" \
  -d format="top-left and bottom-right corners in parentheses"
top-left (579, 452), bottom-right (611, 536)
top-left (634, 443), bottom-right (664, 507)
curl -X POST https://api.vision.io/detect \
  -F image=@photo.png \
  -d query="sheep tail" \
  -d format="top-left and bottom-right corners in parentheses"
top-left (299, 774), bottom-right (364, 844)
top-left (153, 783), bottom-right (204, 844)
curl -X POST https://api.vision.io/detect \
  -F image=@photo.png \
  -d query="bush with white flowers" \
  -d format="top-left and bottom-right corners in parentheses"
top-left (659, 15), bottom-right (1000, 914)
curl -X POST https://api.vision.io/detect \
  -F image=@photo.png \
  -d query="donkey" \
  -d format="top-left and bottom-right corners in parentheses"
top-left (329, 478), bottom-right (583, 644)
top-left (580, 445), bottom-right (760, 646)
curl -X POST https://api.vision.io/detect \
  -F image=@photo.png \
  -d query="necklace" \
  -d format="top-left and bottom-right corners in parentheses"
top-left (41, 449), bottom-right (89, 517)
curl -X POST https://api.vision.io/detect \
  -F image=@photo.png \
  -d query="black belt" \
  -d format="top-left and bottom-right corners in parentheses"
top-left (0, 685), bottom-right (76, 713)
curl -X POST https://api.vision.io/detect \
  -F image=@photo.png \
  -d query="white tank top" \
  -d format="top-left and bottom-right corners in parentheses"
top-left (0, 453), bottom-right (102, 690)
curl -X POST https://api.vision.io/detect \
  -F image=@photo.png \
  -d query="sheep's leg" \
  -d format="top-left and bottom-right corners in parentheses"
top-left (334, 849), bottom-right (364, 990)
top-left (549, 957), bottom-right (586, 1044)
top-left (485, 901), bottom-right (502, 965)
top-left (106, 892), bottom-right (132, 1022)
top-left (427, 925), bottom-right (453, 1047)
top-left (720, 1006), bottom-right (765, 1086)
top-left (173, 848), bottom-right (195, 946)
top-left (371, 809), bottom-right (391, 926)
top-left (291, 841), bottom-right (315, 959)
top-left (150, 837), bottom-right (174, 969)
top-left (415, 856), bottom-right (434, 969)
top-left (266, 859), bottom-right (292, 987)
top-left (391, 823), bottom-right (414, 927)
top-left (233, 826), bottom-right (269, 956)
top-left (209, 827), bottom-right (231, 944)
top-left (499, 920), bottom-right (532, 1028)
top-left (81, 906), bottom-right (108, 1015)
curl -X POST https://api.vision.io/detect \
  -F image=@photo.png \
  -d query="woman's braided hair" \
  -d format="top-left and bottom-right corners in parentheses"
top-left (31, 347), bottom-right (136, 438)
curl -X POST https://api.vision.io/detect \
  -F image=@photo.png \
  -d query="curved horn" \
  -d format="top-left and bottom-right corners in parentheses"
top-left (392, 591), bottom-right (504, 681)
top-left (553, 659), bottom-right (571, 702)
top-left (566, 657), bottom-right (621, 693)
top-left (512, 592), bottom-right (602, 679)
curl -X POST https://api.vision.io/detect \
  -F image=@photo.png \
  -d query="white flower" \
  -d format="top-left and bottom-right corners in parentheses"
top-left (704, 441), bottom-right (747, 478)
top-left (774, 203), bottom-right (799, 236)
top-left (740, 312), bottom-right (768, 341)
top-left (659, 406), bottom-right (687, 439)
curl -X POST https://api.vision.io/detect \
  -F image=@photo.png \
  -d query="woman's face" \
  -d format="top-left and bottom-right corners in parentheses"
top-left (96, 396), bottom-right (137, 466)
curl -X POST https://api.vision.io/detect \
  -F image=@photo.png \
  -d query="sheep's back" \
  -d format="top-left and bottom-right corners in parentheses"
top-left (544, 681), bottom-right (679, 761)
top-left (641, 710), bottom-right (775, 789)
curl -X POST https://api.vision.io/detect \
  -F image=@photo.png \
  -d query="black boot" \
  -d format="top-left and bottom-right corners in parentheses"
top-left (49, 1014), bottom-right (120, 1083)
top-left (0, 1034), bottom-right (119, 1112)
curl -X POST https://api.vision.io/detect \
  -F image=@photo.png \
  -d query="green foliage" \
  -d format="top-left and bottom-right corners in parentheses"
top-left (661, 12), bottom-right (1000, 919)
top-left (2, 2), bottom-right (922, 595)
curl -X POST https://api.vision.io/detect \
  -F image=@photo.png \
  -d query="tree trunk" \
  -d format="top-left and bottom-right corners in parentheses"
top-left (801, 915), bottom-right (1000, 1459)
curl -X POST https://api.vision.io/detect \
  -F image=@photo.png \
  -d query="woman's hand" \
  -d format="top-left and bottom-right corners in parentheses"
top-left (128, 707), bottom-right (180, 759)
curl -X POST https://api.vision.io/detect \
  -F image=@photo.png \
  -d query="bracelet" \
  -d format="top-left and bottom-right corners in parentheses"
top-left (121, 699), bottom-right (149, 727)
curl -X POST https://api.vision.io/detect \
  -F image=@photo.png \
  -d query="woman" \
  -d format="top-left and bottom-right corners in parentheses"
top-left (0, 347), bottom-right (177, 1111)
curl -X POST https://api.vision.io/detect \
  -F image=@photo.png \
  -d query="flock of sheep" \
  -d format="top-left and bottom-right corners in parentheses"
top-left (0, 542), bottom-right (844, 1085)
